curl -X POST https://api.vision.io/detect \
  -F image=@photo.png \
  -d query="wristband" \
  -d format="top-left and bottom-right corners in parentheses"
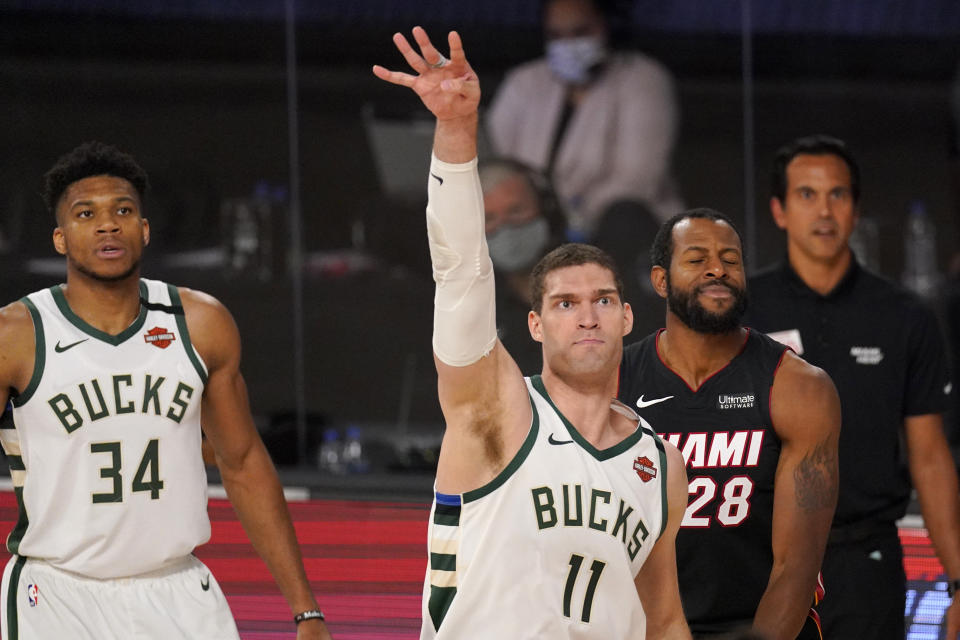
top-left (293, 609), bottom-right (325, 624)
top-left (948, 579), bottom-right (960, 598)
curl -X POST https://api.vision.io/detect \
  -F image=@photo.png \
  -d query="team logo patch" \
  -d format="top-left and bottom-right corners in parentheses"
top-left (144, 327), bottom-right (176, 349)
top-left (633, 456), bottom-right (657, 482)
top-left (850, 346), bottom-right (883, 365)
top-left (717, 393), bottom-right (755, 409)
top-left (27, 583), bottom-right (39, 607)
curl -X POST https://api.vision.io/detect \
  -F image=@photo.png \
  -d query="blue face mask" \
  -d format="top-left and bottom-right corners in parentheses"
top-left (546, 35), bottom-right (608, 85)
top-left (487, 217), bottom-right (550, 273)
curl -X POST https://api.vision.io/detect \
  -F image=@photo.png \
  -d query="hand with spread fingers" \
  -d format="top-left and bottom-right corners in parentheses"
top-left (372, 26), bottom-right (480, 122)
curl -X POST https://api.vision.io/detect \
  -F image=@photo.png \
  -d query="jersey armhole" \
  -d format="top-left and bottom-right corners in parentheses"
top-left (166, 285), bottom-right (209, 385)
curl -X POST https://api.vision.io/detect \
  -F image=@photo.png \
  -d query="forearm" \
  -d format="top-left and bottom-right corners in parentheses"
top-left (752, 569), bottom-right (815, 640)
top-left (220, 443), bottom-right (317, 613)
top-left (912, 448), bottom-right (960, 578)
top-left (433, 113), bottom-right (477, 164)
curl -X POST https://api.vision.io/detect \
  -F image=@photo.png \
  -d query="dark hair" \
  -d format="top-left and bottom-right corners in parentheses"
top-left (42, 141), bottom-right (149, 216)
top-left (770, 134), bottom-right (860, 204)
top-left (650, 208), bottom-right (743, 269)
top-left (529, 243), bottom-right (623, 313)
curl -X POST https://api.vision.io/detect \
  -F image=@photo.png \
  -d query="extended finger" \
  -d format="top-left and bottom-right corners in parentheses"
top-left (371, 65), bottom-right (417, 88)
top-left (391, 31), bottom-right (429, 74)
top-left (447, 31), bottom-right (466, 65)
top-left (412, 25), bottom-right (448, 69)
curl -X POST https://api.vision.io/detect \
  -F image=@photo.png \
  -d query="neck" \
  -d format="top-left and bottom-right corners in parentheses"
top-left (540, 364), bottom-right (619, 443)
top-left (63, 270), bottom-right (142, 335)
top-left (787, 245), bottom-right (852, 295)
top-left (658, 316), bottom-right (747, 390)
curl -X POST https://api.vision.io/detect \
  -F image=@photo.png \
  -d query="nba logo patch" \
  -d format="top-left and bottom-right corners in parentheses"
top-left (633, 456), bottom-right (657, 482)
top-left (27, 583), bottom-right (39, 607)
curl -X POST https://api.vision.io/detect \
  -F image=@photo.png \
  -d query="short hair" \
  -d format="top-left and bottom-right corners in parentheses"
top-left (770, 134), bottom-right (860, 204)
top-left (42, 141), bottom-right (149, 217)
top-left (529, 243), bottom-right (623, 313)
top-left (650, 208), bottom-right (743, 269)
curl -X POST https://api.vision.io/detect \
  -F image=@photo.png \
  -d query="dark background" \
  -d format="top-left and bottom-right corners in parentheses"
top-left (3, 0), bottom-right (960, 464)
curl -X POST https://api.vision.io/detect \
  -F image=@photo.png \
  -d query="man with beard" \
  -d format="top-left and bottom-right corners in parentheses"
top-left (0, 142), bottom-right (330, 639)
top-left (617, 208), bottom-right (841, 639)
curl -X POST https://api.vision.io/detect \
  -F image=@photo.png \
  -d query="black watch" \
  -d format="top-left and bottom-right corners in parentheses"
top-left (949, 579), bottom-right (960, 598)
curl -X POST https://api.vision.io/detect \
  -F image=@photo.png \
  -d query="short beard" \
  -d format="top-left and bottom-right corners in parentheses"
top-left (71, 258), bottom-right (140, 283)
top-left (666, 276), bottom-right (747, 335)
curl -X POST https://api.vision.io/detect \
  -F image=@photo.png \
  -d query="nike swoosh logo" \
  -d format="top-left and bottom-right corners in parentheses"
top-left (201, 574), bottom-right (210, 591)
top-left (54, 338), bottom-right (89, 353)
top-left (547, 434), bottom-right (574, 445)
top-left (430, 172), bottom-right (443, 185)
top-left (636, 394), bottom-right (674, 408)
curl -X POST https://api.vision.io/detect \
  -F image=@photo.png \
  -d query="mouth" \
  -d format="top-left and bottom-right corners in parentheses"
top-left (96, 243), bottom-right (127, 259)
top-left (698, 283), bottom-right (735, 300)
top-left (574, 338), bottom-right (604, 346)
top-left (812, 225), bottom-right (837, 238)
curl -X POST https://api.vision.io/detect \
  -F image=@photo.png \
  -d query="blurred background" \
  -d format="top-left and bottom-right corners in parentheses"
top-left (2, 0), bottom-right (960, 634)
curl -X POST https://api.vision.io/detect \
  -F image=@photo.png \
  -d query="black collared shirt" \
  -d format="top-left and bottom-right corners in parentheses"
top-left (745, 258), bottom-right (951, 527)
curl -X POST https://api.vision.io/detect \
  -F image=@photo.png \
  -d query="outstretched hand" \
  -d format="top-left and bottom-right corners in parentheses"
top-left (372, 27), bottom-right (479, 122)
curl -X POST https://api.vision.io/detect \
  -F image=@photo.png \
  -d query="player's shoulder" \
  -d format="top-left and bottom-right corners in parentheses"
top-left (176, 286), bottom-right (231, 319)
top-left (774, 350), bottom-right (836, 401)
top-left (0, 299), bottom-right (35, 343)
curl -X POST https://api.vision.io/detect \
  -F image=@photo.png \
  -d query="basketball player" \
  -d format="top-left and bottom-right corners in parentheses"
top-left (617, 209), bottom-right (841, 639)
top-left (0, 142), bottom-right (330, 639)
top-left (374, 27), bottom-right (691, 638)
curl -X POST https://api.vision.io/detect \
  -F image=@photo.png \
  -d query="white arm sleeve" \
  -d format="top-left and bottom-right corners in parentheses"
top-left (426, 154), bottom-right (498, 367)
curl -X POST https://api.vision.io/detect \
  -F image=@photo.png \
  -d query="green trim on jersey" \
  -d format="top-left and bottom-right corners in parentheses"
top-left (5, 555), bottom-right (26, 640)
top-left (12, 298), bottom-right (45, 408)
top-left (530, 375), bottom-right (643, 461)
top-left (49, 281), bottom-right (150, 345)
top-left (640, 424), bottom-right (669, 541)
top-left (462, 394), bottom-right (540, 504)
top-left (167, 284), bottom-right (208, 384)
top-left (429, 586), bottom-right (457, 632)
top-left (6, 488), bottom-right (28, 555)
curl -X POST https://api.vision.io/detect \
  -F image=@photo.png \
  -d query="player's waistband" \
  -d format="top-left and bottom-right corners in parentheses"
top-left (9, 554), bottom-right (199, 583)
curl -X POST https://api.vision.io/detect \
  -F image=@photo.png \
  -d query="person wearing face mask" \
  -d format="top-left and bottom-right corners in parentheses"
top-left (487, 0), bottom-right (683, 246)
top-left (479, 158), bottom-right (565, 374)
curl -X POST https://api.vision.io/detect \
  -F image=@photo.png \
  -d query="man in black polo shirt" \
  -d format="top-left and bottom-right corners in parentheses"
top-left (745, 134), bottom-right (960, 639)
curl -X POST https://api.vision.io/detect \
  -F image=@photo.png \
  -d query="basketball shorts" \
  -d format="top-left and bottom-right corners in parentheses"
top-left (1, 554), bottom-right (240, 640)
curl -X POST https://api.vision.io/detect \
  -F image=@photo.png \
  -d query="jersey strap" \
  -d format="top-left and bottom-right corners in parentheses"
top-left (427, 492), bottom-right (461, 631)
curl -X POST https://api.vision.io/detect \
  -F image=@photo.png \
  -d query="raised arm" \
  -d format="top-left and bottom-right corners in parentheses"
top-left (181, 289), bottom-right (330, 640)
top-left (754, 353), bottom-right (840, 639)
top-left (635, 442), bottom-right (692, 639)
top-left (373, 28), bottom-right (531, 492)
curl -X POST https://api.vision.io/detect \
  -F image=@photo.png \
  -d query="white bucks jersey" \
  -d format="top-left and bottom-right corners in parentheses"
top-left (1, 279), bottom-right (210, 579)
top-left (421, 376), bottom-right (668, 640)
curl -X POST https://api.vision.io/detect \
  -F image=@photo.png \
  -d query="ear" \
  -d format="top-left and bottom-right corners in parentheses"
top-left (141, 217), bottom-right (151, 246)
top-left (621, 301), bottom-right (634, 337)
top-left (528, 310), bottom-right (543, 343)
top-left (770, 197), bottom-right (787, 230)
top-left (650, 265), bottom-right (668, 300)
top-left (52, 227), bottom-right (67, 256)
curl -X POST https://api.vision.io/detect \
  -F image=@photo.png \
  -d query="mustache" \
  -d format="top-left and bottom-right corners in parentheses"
top-left (695, 280), bottom-right (742, 295)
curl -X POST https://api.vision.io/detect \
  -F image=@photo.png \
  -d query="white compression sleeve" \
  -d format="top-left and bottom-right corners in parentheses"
top-left (426, 154), bottom-right (498, 367)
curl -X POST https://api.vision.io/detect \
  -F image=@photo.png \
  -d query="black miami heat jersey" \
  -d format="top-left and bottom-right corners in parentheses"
top-left (618, 329), bottom-right (789, 633)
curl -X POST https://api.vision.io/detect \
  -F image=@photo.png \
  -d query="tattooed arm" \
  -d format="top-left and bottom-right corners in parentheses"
top-left (753, 352), bottom-right (840, 640)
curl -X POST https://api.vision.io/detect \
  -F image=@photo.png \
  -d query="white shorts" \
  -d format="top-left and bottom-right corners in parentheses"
top-left (0, 554), bottom-right (240, 640)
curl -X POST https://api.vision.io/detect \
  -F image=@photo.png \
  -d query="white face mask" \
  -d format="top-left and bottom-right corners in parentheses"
top-left (487, 217), bottom-right (551, 273)
top-left (546, 35), bottom-right (607, 85)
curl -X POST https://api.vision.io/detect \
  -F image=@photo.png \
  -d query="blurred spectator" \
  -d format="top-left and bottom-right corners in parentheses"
top-left (479, 158), bottom-right (566, 373)
top-left (487, 0), bottom-right (683, 244)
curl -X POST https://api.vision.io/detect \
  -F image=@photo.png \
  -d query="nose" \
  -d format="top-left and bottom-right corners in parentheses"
top-left (96, 213), bottom-right (121, 234)
top-left (577, 304), bottom-right (600, 330)
top-left (703, 255), bottom-right (727, 280)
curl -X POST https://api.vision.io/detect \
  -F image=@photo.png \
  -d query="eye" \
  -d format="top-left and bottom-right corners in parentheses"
top-left (598, 296), bottom-right (611, 305)
top-left (117, 206), bottom-right (133, 215)
top-left (798, 188), bottom-right (815, 199)
top-left (77, 209), bottom-right (93, 219)
top-left (559, 300), bottom-right (572, 309)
